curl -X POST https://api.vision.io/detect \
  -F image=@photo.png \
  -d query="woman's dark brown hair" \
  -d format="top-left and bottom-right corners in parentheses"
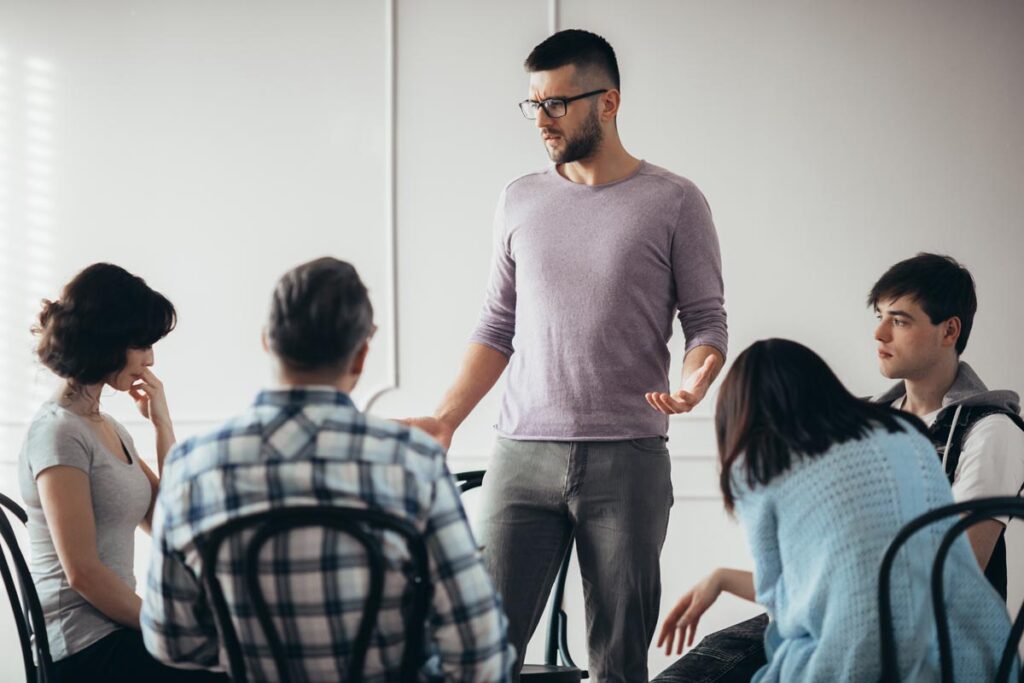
top-left (716, 338), bottom-right (928, 512)
top-left (34, 263), bottom-right (176, 385)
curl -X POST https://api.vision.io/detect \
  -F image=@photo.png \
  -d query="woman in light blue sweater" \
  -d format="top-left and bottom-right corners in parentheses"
top-left (657, 339), bottom-right (1013, 681)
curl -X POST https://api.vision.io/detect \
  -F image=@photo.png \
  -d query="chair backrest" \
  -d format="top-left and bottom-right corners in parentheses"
top-left (878, 496), bottom-right (1024, 683)
top-left (195, 505), bottom-right (432, 683)
top-left (0, 492), bottom-right (54, 683)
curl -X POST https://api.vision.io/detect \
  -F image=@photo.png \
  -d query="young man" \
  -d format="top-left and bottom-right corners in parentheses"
top-left (141, 257), bottom-right (514, 681)
top-left (652, 252), bottom-right (1024, 682)
top-left (405, 30), bottom-right (728, 682)
top-left (869, 252), bottom-right (1024, 597)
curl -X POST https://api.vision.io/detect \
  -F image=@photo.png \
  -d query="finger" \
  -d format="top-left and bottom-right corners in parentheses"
top-left (651, 393), bottom-right (677, 414)
top-left (679, 605), bottom-right (703, 647)
top-left (131, 380), bottom-right (154, 391)
top-left (656, 393), bottom-right (691, 414)
top-left (646, 393), bottom-right (666, 414)
top-left (645, 393), bottom-right (667, 413)
top-left (669, 391), bottom-right (698, 412)
top-left (141, 367), bottom-right (163, 386)
top-left (661, 627), bottom-right (675, 655)
top-left (687, 616), bottom-right (702, 647)
top-left (656, 621), bottom-right (671, 649)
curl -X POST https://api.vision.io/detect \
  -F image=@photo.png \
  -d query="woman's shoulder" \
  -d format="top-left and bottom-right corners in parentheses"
top-left (26, 400), bottom-right (89, 437)
top-left (22, 401), bottom-right (95, 469)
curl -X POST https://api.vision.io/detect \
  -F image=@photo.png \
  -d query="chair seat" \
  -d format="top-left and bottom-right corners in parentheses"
top-left (520, 663), bottom-right (583, 682)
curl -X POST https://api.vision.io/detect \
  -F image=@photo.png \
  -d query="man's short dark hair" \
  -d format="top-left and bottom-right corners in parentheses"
top-left (867, 253), bottom-right (977, 355)
top-left (524, 29), bottom-right (620, 90)
top-left (267, 257), bottom-right (374, 372)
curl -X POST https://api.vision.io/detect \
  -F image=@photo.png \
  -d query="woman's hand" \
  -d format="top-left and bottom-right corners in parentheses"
top-left (657, 569), bottom-right (725, 655)
top-left (130, 368), bottom-right (176, 470)
top-left (129, 368), bottom-right (171, 429)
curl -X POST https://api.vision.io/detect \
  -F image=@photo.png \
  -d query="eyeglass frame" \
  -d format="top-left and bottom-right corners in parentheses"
top-left (518, 89), bottom-right (609, 120)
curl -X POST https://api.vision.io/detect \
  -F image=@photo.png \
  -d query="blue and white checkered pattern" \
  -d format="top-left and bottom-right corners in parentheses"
top-left (141, 387), bottom-right (513, 682)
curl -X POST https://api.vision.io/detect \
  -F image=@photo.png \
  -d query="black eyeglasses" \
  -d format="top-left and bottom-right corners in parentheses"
top-left (518, 89), bottom-right (608, 119)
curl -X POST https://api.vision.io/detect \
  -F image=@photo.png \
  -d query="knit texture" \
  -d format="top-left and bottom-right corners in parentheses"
top-left (736, 421), bottom-right (1013, 682)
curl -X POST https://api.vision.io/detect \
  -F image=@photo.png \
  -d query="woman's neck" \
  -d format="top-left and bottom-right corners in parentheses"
top-left (56, 380), bottom-right (104, 419)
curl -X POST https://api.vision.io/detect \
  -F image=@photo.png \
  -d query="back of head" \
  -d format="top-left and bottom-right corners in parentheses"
top-left (34, 263), bottom-right (176, 386)
top-left (716, 338), bottom-right (920, 511)
top-left (867, 253), bottom-right (977, 355)
top-left (266, 257), bottom-right (374, 373)
top-left (524, 28), bottom-right (620, 89)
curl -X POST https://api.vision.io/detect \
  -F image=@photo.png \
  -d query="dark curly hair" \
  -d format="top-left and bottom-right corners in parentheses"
top-left (34, 263), bottom-right (176, 385)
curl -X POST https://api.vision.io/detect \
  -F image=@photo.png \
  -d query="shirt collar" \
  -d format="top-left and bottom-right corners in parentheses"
top-left (253, 386), bottom-right (355, 409)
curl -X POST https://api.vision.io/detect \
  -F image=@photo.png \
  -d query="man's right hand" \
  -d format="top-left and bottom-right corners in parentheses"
top-left (400, 416), bottom-right (455, 452)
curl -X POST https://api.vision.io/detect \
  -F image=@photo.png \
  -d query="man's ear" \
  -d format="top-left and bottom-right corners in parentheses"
top-left (941, 316), bottom-right (962, 349)
top-left (348, 340), bottom-right (370, 376)
top-left (261, 328), bottom-right (270, 353)
top-left (601, 89), bottom-right (621, 121)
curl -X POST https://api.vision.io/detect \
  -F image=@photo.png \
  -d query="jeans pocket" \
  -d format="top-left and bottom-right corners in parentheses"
top-left (627, 436), bottom-right (669, 454)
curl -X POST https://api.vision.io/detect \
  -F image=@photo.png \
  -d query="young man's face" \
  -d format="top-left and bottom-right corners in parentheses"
top-left (528, 64), bottom-right (604, 164)
top-left (873, 295), bottom-right (955, 381)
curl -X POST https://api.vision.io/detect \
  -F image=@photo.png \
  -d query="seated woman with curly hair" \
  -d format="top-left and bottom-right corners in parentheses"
top-left (17, 263), bottom-right (225, 682)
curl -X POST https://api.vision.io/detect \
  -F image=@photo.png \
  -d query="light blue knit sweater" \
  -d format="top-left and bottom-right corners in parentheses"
top-left (736, 421), bottom-right (1014, 681)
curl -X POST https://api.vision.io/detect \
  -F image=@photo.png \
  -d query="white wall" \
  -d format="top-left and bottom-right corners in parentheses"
top-left (1, 1), bottom-right (1022, 679)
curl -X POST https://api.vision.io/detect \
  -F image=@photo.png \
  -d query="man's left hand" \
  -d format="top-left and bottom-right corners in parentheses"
top-left (645, 355), bottom-right (716, 415)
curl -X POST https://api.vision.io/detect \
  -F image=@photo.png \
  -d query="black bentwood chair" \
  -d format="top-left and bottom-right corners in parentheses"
top-left (0, 491), bottom-right (55, 683)
top-left (455, 470), bottom-right (586, 682)
top-left (878, 496), bottom-right (1024, 683)
top-left (195, 506), bottom-right (432, 683)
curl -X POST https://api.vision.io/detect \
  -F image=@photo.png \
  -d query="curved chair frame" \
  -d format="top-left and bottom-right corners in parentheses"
top-left (878, 496), bottom-right (1024, 683)
top-left (196, 505), bottom-right (431, 683)
top-left (0, 491), bottom-right (55, 683)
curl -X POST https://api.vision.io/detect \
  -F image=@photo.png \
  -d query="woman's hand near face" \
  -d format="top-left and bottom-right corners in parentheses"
top-left (129, 367), bottom-right (171, 427)
top-left (129, 367), bottom-right (176, 471)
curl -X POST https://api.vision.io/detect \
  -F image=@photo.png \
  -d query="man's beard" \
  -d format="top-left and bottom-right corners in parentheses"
top-left (546, 105), bottom-right (603, 164)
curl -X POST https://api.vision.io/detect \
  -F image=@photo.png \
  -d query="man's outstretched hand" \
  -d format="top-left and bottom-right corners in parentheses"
top-left (399, 416), bottom-right (455, 451)
top-left (645, 354), bottom-right (717, 415)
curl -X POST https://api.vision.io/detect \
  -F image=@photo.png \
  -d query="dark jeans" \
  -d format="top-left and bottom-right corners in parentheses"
top-left (478, 437), bottom-right (674, 683)
top-left (53, 628), bottom-right (229, 683)
top-left (651, 613), bottom-right (769, 683)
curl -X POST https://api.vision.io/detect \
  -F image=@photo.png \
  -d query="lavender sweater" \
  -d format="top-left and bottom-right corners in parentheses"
top-left (470, 161), bottom-right (728, 440)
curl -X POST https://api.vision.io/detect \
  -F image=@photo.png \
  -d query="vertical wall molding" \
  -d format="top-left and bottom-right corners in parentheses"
top-left (362, 0), bottom-right (559, 413)
top-left (362, 0), bottom-right (399, 413)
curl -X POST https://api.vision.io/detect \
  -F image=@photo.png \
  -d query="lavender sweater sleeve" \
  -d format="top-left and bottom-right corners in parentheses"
top-left (469, 188), bottom-right (516, 357)
top-left (671, 186), bottom-right (728, 359)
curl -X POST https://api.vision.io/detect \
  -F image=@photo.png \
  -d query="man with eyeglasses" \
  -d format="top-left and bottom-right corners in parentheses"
top-left (404, 29), bottom-right (728, 682)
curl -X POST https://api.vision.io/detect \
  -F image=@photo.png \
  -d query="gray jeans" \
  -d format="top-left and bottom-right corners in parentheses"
top-left (478, 436), bottom-right (674, 683)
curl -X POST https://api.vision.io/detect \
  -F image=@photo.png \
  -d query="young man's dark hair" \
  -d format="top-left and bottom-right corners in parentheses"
top-left (524, 28), bottom-right (620, 89)
top-left (266, 256), bottom-right (373, 371)
top-left (866, 252), bottom-right (978, 355)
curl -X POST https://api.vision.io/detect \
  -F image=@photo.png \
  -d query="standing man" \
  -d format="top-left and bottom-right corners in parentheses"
top-left (406, 29), bottom-right (728, 681)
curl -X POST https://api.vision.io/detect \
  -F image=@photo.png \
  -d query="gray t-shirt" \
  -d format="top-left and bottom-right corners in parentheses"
top-left (17, 401), bottom-right (152, 661)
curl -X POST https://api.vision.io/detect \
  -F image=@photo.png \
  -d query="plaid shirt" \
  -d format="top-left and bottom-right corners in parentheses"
top-left (141, 387), bottom-right (513, 682)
